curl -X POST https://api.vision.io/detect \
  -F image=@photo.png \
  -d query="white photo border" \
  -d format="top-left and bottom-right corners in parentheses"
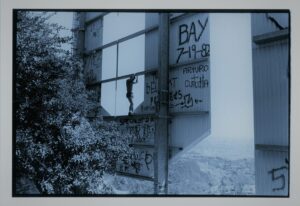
top-left (1, 0), bottom-right (299, 205)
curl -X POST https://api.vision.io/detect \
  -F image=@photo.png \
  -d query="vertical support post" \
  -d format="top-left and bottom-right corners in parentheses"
top-left (114, 43), bottom-right (119, 116)
top-left (76, 12), bottom-right (86, 57)
top-left (154, 13), bottom-right (169, 194)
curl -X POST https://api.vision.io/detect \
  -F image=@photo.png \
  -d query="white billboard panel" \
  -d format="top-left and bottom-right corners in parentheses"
top-left (169, 13), bottom-right (209, 65)
top-left (169, 61), bottom-right (209, 113)
top-left (168, 13), bottom-right (211, 157)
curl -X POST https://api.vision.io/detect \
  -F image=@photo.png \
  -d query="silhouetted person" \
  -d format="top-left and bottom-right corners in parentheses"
top-left (126, 74), bottom-right (138, 115)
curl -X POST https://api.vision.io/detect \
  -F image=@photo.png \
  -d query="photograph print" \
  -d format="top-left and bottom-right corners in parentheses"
top-left (13, 10), bottom-right (290, 196)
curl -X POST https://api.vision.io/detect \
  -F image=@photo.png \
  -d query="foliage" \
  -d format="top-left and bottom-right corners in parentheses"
top-left (15, 11), bottom-right (132, 194)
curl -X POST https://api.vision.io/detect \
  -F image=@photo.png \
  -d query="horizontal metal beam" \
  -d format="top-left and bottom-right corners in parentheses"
top-left (89, 111), bottom-right (209, 120)
top-left (84, 12), bottom-right (108, 25)
top-left (86, 67), bottom-right (158, 87)
top-left (129, 143), bottom-right (183, 151)
top-left (169, 146), bottom-right (183, 151)
top-left (253, 29), bottom-right (289, 44)
top-left (170, 111), bottom-right (209, 116)
top-left (170, 13), bottom-right (197, 24)
top-left (255, 144), bottom-right (289, 152)
top-left (129, 143), bottom-right (154, 148)
top-left (116, 171), bottom-right (154, 182)
top-left (103, 113), bottom-right (157, 121)
top-left (84, 24), bottom-right (159, 56)
top-left (169, 57), bottom-right (209, 69)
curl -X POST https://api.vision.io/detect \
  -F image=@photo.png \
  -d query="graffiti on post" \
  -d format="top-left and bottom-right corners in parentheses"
top-left (117, 148), bottom-right (154, 177)
top-left (116, 117), bottom-right (155, 178)
top-left (141, 74), bottom-right (158, 113)
top-left (268, 158), bottom-right (289, 192)
top-left (119, 117), bottom-right (155, 144)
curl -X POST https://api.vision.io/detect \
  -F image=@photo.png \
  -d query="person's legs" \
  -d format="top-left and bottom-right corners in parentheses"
top-left (126, 93), bottom-right (134, 115)
top-left (129, 97), bottom-right (133, 113)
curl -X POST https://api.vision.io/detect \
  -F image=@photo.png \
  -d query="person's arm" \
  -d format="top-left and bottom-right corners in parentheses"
top-left (133, 75), bottom-right (138, 84)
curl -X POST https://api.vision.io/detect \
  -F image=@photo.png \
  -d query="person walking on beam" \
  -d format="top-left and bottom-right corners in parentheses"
top-left (126, 74), bottom-right (138, 115)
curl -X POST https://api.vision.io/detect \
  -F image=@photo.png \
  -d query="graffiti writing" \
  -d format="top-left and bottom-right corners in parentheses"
top-left (268, 158), bottom-right (289, 192)
top-left (142, 75), bottom-right (158, 113)
top-left (146, 79), bottom-right (157, 95)
top-left (176, 16), bottom-right (209, 63)
top-left (169, 77), bottom-right (178, 89)
top-left (183, 64), bottom-right (209, 74)
top-left (169, 90), bottom-right (202, 109)
top-left (119, 118), bottom-right (155, 144)
top-left (184, 74), bottom-right (209, 89)
top-left (168, 63), bottom-right (208, 111)
top-left (178, 17), bottom-right (208, 45)
top-left (118, 149), bottom-right (154, 176)
top-left (177, 43), bottom-right (210, 63)
top-left (116, 117), bottom-right (155, 177)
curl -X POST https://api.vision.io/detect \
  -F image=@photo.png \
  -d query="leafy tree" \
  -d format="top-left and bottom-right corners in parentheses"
top-left (15, 11), bottom-right (132, 194)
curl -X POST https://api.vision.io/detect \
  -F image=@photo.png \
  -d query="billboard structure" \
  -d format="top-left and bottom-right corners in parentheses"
top-left (73, 11), bottom-right (290, 196)
top-left (73, 12), bottom-right (211, 194)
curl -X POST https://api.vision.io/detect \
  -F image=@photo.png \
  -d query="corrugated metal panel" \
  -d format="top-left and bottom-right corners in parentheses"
top-left (252, 13), bottom-right (289, 37)
top-left (253, 40), bottom-right (289, 146)
top-left (251, 12), bottom-right (290, 196)
top-left (255, 149), bottom-right (289, 196)
top-left (84, 19), bottom-right (103, 51)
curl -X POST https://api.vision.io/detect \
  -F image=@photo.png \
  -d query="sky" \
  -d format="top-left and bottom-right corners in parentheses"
top-left (51, 12), bottom-right (254, 155)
